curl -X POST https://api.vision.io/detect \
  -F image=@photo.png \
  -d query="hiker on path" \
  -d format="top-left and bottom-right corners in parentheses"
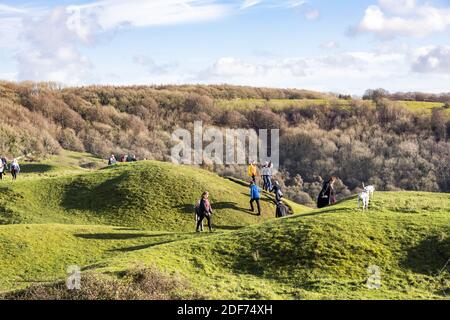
top-left (271, 181), bottom-right (283, 202)
top-left (248, 161), bottom-right (258, 183)
top-left (261, 162), bottom-right (269, 191)
top-left (317, 176), bottom-right (337, 208)
top-left (10, 159), bottom-right (20, 180)
top-left (275, 200), bottom-right (289, 218)
top-left (1, 157), bottom-right (7, 171)
top-left (264, 161), bottom-right (273, 191)
top-left (0, 159), bottom-right (5, 180)
top-left (108, 154), bottom-right (117, 166)
top-left (249, 181), bottom-right (262, 216)
top-left (196, 191), bottom-right (213, 232)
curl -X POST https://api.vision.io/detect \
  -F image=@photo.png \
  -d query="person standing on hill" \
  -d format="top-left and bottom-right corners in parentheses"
top-left (271, 180), bottom-right (283, 202)
top-left (266, 161), bottom-right (273, 191)
top-left (317, 176), bottom-right (337, 208)
top-left (261, 162), bottom-right (269, 191)
top-left (196, 191), bottom-right (213, 232)
top-left (1, 157), bottom-right (7, 171)
top-left (248, 161), bottom-right (258, 183)
top-left (10, 159), bottom-right (20, 180)
top-left (249, 181), bottom-right (262, 216)
top-left (0, 159), bottom-right (5, 180)
top-left (108, 154), bottom-right (117, 166)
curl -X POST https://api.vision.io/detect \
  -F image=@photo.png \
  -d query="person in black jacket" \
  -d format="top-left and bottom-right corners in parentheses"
top-left (271, 181), bottom-right (283, 202)
top-left (275, 201), bottom-right (289, 218)
top-left (196, 191), bottom-right (213, 232)
top-left (317, 176), bottom-right (337, 208)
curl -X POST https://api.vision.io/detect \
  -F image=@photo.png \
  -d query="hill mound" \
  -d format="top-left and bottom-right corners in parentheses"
top-left (84, 191), bottom-right (449, 300)
top-left (0, 160), bottom-right (309, 231)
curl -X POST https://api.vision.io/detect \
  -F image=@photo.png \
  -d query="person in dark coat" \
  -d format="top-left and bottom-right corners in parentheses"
top-left (196, 191), bottom-right (213, 232)
top-left (275, 201), bottom-right (289, 218)
top-left (271, 181), bottom-right (283, 202)
top-left (10, 159), bottom-right (20, 180)
top-left (317, 176), bottom-right (337, 208)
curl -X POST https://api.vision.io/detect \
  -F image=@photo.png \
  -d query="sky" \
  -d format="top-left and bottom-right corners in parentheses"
top-left (1, 0), bottom-right (450, 94)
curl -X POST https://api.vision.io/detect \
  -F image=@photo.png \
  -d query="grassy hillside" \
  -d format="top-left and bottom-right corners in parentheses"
top-left (0, 224), bottom-right (198, 292)
top-left (0, 152), bottom-right (448, 300)
top-left (82, 191), bottom-right (450, 300)
top-left (0, 156), bottom-right (309, 231)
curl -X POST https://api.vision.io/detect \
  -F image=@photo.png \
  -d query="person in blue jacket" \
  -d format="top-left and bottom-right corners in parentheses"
top-left (249, 181), bottom-right (261, 216)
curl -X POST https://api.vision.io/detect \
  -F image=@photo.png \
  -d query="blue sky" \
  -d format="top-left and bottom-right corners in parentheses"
top-left (1, 0), bottom-right (450, 94)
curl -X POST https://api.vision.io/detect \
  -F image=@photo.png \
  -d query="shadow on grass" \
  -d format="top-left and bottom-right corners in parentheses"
top-left (402, 235), bottom-right (450, 275)
top-left (109, 239), bottom-right (179, 252)
top-left (61, 173), bottom-right (128, 212)
top-left (173, 201), bottom-right (247, 214)
top-left (74, 233), bottom-right (175, 240)
top-left (20, 164), bottom-right (54, 173)
top-left (215, 225), bottom-right (245, 231)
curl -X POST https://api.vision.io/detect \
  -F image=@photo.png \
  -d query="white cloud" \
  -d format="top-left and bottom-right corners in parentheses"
top-left (133, 55), bottom-right (178, 74)
top-left (241, 0), bottom-right (262, 10)
top-left (305, 9), bottom-right (320, 20)
top-left (355, 0), bottom-right (450, 38)
top-left (412, 46), bottom-right (450, 74)
top-left (194, 51), bottom-right (423, 94)
top-left (0, 0), bottom-right (233, 84)
top-left (287, 0), bottom-right (308, 8)
top-left (70, 0), bottom-right (231, 31)
top-left (16, 7), bottom-right (91, 84)
top-left (320, 41), bottom-right (339, 49)
top-left (199, 56), bottom-right (309, 79)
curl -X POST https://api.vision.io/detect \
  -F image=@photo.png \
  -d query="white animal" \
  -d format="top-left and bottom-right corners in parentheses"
top-left (362, 184), bottom-right (375, 200)
top-left (358, 190), bottom-right (370, 210)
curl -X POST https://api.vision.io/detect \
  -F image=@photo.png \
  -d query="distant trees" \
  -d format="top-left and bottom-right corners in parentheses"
top-left (0, 81), bottom-right (449, 202)
top-left (431, 108), bottom-right (447, 141)
top-left (363, 88), bottom-right (389, 102)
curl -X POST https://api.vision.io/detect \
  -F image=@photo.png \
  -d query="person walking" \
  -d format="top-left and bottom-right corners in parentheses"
top-left (271, 181), bottom-right (283, 202)
top-left (261, 162), bottom-right (269, 191)
top-left (249, 181), bottom-right (261, 216)
top-left (266, 161), bottom-right (273, 191)
top-left (10, 159), bottom-right (20, 180)
top-left (0, 159), bottom-right (5, 180)
top-left (108, 154), bottom-right (117, 166)
top-left (317, 176), bottom-right (337, 208)
top-left (196, 191), bottom-right (213, 232)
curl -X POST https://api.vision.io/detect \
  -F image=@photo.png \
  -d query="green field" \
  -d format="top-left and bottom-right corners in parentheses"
top-left (0, 151), bottom-right (448, 299)
top-left (216, 98), bottom-right (450, 117)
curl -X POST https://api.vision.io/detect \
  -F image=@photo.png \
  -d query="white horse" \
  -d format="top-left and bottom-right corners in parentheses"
top-left (362, 183), bottom-right (375, 199)
top-left (358, 190), bottom-right (370, 210)
top-left (358, 184), bottom-right (375, 210)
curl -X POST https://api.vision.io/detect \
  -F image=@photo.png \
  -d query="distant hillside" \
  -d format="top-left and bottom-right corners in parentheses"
top-left (0, 81), bottom-right (449, 205)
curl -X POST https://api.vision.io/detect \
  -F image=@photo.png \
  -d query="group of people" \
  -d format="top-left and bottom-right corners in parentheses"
top-left (247, 161), bottom-right (274, 191)
top-left (0, 157), bottom-right (21, 180)
top-left (247, 161), bottom-right (285, 215)
top-left (108, 154), bottom-right (138, 166)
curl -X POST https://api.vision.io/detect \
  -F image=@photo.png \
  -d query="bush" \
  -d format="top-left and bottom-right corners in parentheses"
top-left (1, 267), bottom-right (202, 300)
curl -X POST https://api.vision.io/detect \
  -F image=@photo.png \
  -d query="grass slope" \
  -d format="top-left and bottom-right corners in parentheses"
top-left (0, 160), bottom-right (308, 230)
top-left (0, 224), bottom-right (198, 292)
top-left (87, 192), bottom-right (450, 300)
top-left (0, 151), bottom-right (448, 300)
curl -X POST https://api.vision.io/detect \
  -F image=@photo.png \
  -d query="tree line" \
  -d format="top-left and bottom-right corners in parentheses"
top-left (0, 81), bottom-right (449, 206)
